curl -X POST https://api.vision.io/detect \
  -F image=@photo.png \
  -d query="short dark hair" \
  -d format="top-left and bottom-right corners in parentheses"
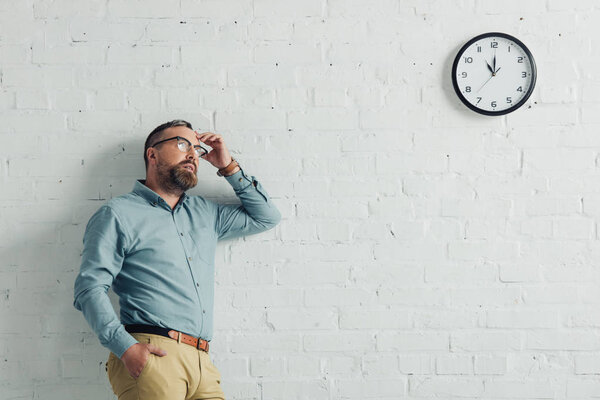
top-left (144, 119), bottom-right (193, 169)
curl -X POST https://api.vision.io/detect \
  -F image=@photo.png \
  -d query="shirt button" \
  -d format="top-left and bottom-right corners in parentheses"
top-left (196, 283), bottom-right (200, 287)
top-left (188, 257), bottom-right (192, 261)
top-left (203, 310), bottom-right (206, 314)
top-left (238, 178), bottom-right (242, 182)
top-left (180, 232), bottom-right (184, 236)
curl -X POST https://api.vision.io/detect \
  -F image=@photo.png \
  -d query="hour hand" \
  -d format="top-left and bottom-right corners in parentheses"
top-left (486, 60), bottom-right (494, 75)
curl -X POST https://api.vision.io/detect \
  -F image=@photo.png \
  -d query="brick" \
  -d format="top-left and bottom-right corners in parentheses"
top-left (32, 43), bottom-right (106, 65)
top-left (377, 332), bottom-right (449, 352)
top-left (181, 43), bottom-right (250, 65)
top-left (474, 355), bottom-right (507, 375)
top-left (254, 0), bottom-right (323, 17)
top-left (486, 309), bottom-right (559, 328)
top-left (181, 0), bottom-right (253, 19)
top-left (483, 380), bottom-right (556, 398)
top-left (527, 331), bottom-right (600, 351)
top-left (304, 333), bottom-right (374, 352)
top-left (435, 355), bottom-right (473, 375)
top-left (575, 355), bottom-right (600, 374)
top-left (254, 42), bottom-right (321, 65)
top-left (409, 377), bottom-right (484, 397)
top-left (229, 334), bottom-right (300, 353)
top-left (250, 357), bottom-right (284, 377)
top-left (262, 380), bottom-right (329, 400)
top-left (339, 307), bottom-right (411, 330)
top-left (107, 0), bottom-right (180, 18)
top-left (336, 378), bottom-right (406, 398)
top-left (451, 331), bottom-right (523, 351)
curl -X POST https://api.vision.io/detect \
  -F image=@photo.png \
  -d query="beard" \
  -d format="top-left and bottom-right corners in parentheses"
top-left (156, 160), bottom-right (198, 193)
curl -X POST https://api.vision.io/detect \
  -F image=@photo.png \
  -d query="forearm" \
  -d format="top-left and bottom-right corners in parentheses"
top-left (224, 168), bottom-right (281, 227)
top-left (74, 286), bottom-right (137, 358)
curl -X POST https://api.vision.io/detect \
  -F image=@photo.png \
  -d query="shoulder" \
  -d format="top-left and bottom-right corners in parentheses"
top-left (104, 192), bottom-right (144, 215)
top-left (85, 193), bottom-right (141, 229)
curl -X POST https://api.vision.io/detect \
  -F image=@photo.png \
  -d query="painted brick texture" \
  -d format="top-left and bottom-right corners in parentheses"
top-left (1, 1), bottom-right (599, 399)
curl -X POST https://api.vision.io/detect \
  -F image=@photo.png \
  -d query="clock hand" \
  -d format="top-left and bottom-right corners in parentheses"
top-left (477, 74), bottom-right (494, 93)
top-left (493, 51), bottom-right (497, 73)
top-left (486, 60), bottom-right (494, 75)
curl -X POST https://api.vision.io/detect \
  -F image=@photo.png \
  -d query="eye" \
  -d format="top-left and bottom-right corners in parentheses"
top-left (177, 141), bottom-right (187, 152)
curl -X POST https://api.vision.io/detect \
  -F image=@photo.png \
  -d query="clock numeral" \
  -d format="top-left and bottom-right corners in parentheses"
top-left (476, 97), bottom-right (482, 104)
top-left (506, 97), bottom-right (512, 104)
top-left (521, 72), bottom-right (527, 78)
top-left (477, 46), bottom-right (482, 53)
top-left (461, 72), bottom-right (467, 78)
top-left (491, 41), bottom-right (498, 48)
top-left (517, 86), bottom-right (523, 92)
top-left (465, 86), bottom-right (472, 93)
top-left (508, 46), bottom-right (511, 53)
top-left (464, 56), bottom-right (473, 63)
top-left (517, 56), bottom-right (524, 63)
top-left (491, 101), bottom-right (497, 108)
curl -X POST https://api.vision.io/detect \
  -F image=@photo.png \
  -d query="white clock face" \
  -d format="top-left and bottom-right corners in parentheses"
top-left (452, 33), bottom-right (536, 115)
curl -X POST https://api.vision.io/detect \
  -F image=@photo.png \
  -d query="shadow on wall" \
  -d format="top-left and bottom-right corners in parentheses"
top-left (0, 135), bottom-right (148, 386)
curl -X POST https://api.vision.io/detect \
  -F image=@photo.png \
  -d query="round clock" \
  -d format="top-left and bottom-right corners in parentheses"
top-left (451, 32), bottom-right (536, 116)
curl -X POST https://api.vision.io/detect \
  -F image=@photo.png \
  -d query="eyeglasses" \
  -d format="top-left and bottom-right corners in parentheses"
top-left (150, 136), bottom-right (208, 158)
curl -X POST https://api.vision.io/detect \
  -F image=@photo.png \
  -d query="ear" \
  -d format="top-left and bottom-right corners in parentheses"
top-left (147, 147), bottom-right (158, 165)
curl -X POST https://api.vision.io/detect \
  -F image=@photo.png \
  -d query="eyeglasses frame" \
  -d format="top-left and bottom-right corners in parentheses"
top-left (150, 136), bottom-right (208, 158)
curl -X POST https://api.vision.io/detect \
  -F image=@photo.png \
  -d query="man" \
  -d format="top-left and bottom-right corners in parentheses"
top-left (73, 120), bottom-right (281, 399)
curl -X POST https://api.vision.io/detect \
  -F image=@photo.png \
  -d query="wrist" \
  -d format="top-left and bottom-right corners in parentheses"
top-left (216, 158), bottom-right (239, 177)
top-left (216, 157), bottom-right (233, 170)
top-left (223, 166), bottom-right (241, 177)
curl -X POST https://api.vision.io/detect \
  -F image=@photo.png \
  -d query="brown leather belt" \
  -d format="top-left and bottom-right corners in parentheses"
top-left (125, 324), bottom-right (209, 352)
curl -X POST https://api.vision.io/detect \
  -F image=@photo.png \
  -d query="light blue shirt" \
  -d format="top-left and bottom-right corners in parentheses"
top-left (73, 168), bottom-right (281, 358)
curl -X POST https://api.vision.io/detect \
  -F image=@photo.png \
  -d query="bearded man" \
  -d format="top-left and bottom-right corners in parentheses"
top-left (73, 120), bottom-right (281, 399)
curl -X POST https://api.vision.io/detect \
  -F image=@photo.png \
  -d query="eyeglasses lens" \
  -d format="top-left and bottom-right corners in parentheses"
top-left (177, 139), bottom-right (206, 157)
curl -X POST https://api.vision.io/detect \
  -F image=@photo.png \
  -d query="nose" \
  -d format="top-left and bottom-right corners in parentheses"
top-left (185, 147), bottom-right (198, 164)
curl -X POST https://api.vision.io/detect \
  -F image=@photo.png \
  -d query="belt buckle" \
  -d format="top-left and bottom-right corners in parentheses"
top-left (197, 338), bottom-right (209, 352)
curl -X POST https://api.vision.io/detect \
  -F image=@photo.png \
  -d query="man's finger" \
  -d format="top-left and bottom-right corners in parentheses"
top-left (147, 344), bottom-right (167, 357)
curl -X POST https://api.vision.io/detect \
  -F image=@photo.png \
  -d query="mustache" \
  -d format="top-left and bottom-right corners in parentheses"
top-left (178, 161), bottom-right (196, 172)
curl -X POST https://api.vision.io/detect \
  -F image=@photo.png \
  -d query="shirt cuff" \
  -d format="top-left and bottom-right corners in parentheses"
top-left (224, 168), bottom-right (253, 191)
top-left (107, 327), bottom-right (138, 358)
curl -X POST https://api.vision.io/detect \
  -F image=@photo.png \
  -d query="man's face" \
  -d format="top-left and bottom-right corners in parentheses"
top-left (148, 126), bottom-right (201, 192)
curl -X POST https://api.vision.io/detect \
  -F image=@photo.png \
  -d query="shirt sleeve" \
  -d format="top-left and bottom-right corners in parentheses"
top-left (216, 167), bottom-right (281, 241)
top-left (73, 205), bottom-right (137, 358)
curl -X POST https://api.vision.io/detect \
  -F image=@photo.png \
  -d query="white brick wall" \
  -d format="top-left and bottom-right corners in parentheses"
top-left (1, 1), bottom-right (599, 399)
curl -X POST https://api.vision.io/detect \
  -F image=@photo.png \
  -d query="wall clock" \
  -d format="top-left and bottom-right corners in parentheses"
top-left (451, 32), bottom-right (536, 116)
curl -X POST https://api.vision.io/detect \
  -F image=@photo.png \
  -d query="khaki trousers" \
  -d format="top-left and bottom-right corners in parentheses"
top-left (106, 333), bottom-right (225, 400)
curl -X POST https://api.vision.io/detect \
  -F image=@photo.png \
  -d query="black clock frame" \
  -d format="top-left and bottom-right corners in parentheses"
top-left (451, 32), bottom-right (537, 116)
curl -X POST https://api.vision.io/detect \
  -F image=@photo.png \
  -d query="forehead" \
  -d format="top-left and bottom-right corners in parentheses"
top-left (163, 125), bottom-right (198, 145)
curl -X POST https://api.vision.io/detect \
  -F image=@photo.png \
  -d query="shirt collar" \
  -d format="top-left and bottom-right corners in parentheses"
top-left (132, 180), bottom-right (188, 209)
